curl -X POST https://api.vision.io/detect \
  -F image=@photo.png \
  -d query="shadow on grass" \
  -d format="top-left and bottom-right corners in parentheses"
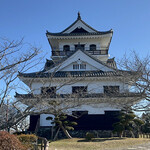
top-left (77, 137), bottom-right (125, 142)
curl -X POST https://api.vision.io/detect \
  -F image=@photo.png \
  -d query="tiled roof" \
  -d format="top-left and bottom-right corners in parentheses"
top-left (46, 13), bottom-right (113, 37)
top-left (15, 92), bottom-right (143, 99)
top-left (18, 48), bottom-right (134, 79)
top-left (46, 31), bottom-right (113, 36)
top-left (60, 12), bottom-right (99, 33)
top-left (18, 70), bottom-right (128, 78)
top-left (107, 57), bottom-right (117, 69)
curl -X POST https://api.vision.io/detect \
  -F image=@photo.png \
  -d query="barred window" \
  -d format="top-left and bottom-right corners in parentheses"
top-left (80, 64), bottom-right (86, 69)
top-left (73, 64), bottom-right (79, 69)
top-left (41, 87), bottom-right (56, 95)
top-left (103, 86), bottom-right (119, 95)
top-left (72, 86), bottom-right (87, 94)
top-left (73, 63), bottom-right (86, 70)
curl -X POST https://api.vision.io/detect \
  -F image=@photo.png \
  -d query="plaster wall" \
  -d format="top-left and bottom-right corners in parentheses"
top-left (60, 62), bottom-right (98, 71)
top-left (39, 103), bottom-right (120, 126)
top-left (58, 38), bottom-right (109, 51)
top-left (40, 114), bottom-right (54, 126)
top-left (31, 80), bottom-right (129, 95)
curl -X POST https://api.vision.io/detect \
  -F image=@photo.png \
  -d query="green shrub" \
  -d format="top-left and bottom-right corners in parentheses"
top-left (0, 131), bottom-right (25, 150)
top-left (17, 134), bottom-right (37, 149)
top-left (17, 134), bottom-right (37, 143)
top-left (85, 132), bottom-right (94, 141)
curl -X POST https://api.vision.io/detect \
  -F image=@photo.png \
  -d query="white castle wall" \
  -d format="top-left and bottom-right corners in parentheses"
top-left (40, 103), bottom-right (121, 127)
top-left (31, 79), bottom-right (129, 95)
top-left (31, 79), bottom-right (128, 127)
top-left (58, 38), bottom-right (107, 51)
top-left (60, 62), bottom-right (98, 71)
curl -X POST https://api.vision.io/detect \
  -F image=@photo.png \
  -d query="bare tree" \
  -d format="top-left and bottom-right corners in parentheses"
top-left (0, 38), bottom-right (42, 106)
top-left (12, 117), bottom-right (29, 133)
top-left (0, 37), bottom-right (45, 132)
top-left (118, 51), bottom-right (150, 111)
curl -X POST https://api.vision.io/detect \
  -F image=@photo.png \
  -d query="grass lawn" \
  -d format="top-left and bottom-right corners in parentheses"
top-left (48, 138), bottom-right (150, 150)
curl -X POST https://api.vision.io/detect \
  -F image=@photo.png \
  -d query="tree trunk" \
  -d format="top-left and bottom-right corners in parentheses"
top-left (53, 127), bottom-right (60, 141)
top-left (119, 131), bottom-right (123, 138)
top-left (61, 125), bottom-right (72, 139)
top-left (124, 130), bottom-right (126, 137)
top-left (130, 130), bottom-right (135, 138)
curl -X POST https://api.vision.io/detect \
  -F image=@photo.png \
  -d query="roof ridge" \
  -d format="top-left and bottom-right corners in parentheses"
top-left (46, 13), bottom-right (113, 35)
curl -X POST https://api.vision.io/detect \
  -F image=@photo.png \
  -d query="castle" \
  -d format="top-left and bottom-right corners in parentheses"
top-left (16, 13), bottom-right (142, 134)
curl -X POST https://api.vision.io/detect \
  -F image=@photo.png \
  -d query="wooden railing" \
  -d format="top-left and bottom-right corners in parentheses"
top-left (34, 137), bottom-right (49, 150)
top-left (86, 50), bottom-right (108, 55)
top-left (52, 50), bottom-right (73, 56)
top-left (52, 49), bottom-right (108, 56)
top-left (38, 137), bottom-right (49, 150)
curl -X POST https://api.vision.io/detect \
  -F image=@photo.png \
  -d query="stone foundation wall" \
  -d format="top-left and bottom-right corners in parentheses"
top-left (69, 130), bottom-right (114, 138)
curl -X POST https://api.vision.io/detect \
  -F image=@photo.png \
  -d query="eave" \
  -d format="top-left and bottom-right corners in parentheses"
top-left (46, 31), bottom-right (113, 40)
top-left (46, 30), bottom-right (113, 36)
top-left (46, 13), bottom-right (113, 39)
top-left (18, 70), bottom-right (123, 78)
top-left (15, 92), bottom-right (144, 107)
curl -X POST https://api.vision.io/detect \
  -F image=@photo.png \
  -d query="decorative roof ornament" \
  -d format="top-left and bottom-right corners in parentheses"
top-left (77, 11), bottom-right (81, 20)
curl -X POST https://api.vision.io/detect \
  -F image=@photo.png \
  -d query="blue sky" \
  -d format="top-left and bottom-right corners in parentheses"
top-left (0, 0), bottom-right (150, 67)
top-left (0, 1), bottom-right (149, 114)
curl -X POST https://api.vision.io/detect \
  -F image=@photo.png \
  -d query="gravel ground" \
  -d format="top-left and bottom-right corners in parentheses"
top-left (121, 143), bottom-right (150, 150)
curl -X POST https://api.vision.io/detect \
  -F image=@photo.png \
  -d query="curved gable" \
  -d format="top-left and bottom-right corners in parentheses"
top-left (62, 20), bottom-right (97, 34)
top-left (71, 27), bottom-right (89, 33)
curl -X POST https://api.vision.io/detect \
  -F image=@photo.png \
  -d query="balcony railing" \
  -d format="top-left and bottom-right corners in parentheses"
top-left (86, 50), bottom-right (108, 55)
top-left (52, 49), bottom-right (108, 57)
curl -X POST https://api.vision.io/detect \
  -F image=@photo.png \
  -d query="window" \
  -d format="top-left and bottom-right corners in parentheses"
top-left (63, 45), bottom-right (70, 51)
top-left (103, 86), bottom-right (119, 95)
top-left (90, 44), bottom-right (96, 51)
top-left (80, 64), bottom-right (86, 69)
top-left (41, 87), bottom-right (56, 95)
top-left (72, 86), bottom-right (87, 94)
top-left (73, 64), bottom-right (79, 69)
top-left (73, 63), bottom-right (86, 70)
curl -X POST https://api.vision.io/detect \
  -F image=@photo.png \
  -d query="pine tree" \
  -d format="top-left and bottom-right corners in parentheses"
top-left (46, 114), bottom-right (77, 140)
